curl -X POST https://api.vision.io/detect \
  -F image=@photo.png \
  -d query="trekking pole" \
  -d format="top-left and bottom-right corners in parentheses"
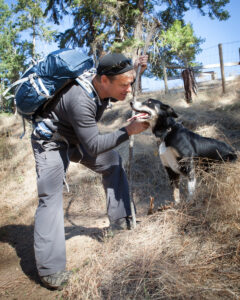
top-left (128, 20), bottom-right (160, 229)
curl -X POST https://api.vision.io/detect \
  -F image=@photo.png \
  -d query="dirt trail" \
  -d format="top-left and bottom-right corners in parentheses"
top-left (0, 78), bottom-right (240, 299)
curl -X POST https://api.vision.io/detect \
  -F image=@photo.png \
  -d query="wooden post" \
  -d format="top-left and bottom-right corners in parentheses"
top-left (218, 43), bottom-right (226, 94)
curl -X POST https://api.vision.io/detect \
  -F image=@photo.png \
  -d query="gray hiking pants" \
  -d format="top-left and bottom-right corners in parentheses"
top-left (32, 139), bottom-right (131, 276)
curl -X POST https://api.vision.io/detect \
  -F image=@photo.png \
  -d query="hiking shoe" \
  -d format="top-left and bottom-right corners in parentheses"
top-left (106, 216), bottom-right (135, 237)
top-left (113, 216), bottom-right (132, 230)
top-left (40, 270), bottom-right (72, 290)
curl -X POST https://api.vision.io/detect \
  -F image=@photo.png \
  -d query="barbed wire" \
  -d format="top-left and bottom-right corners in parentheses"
top-left (202, 40), bottom-right (240, 51)
top-left (197, 41), bottom-right (240, 66)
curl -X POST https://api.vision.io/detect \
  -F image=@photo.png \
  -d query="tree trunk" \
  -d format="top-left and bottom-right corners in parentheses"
top-left (132, 0), bottom-right (144, 92)
top-left (132, 0), bottom-right (144, 62)
top-left (162, 59), bottom-right (168, 94)
top-left (32, 16), bottom-right (36, 60)
top-left (0, 79), bottom-right (3, 111)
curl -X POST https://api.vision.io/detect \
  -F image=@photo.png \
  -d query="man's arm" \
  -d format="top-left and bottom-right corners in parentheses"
top-left (65, 87), bottom-right (148, 156)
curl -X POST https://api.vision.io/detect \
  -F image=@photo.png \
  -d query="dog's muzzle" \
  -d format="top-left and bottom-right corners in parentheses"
top-left (128, 101), bottom-right (152, 122)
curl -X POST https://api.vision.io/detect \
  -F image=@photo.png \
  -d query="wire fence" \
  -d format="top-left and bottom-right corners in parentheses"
top-left (199, 41), bottom-right (240, 66)
top-left (142, 41), bottom-right (240, 93)
top-left (199, 41), bottom-right (240, 78)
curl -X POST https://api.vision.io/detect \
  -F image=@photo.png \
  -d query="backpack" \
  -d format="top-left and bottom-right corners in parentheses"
top-left (2, 48), bottom-right (94, 119)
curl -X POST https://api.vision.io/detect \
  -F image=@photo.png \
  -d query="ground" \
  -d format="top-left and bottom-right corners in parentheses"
top-left (0, 78), bottom-right (240, 299)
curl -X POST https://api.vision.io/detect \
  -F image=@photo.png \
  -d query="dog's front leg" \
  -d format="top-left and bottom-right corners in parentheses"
top-left (165, 167), bottom-right (180, 203)
top-left (179, 157), bottom-right (196, 202)
top-left (173, 185), bottom-right (180, 204)
top-left (186, 158), bottom-right (196, 202)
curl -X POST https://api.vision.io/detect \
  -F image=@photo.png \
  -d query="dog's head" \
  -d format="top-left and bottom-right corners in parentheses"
top-left (129, 98), bottom-right (178, 137)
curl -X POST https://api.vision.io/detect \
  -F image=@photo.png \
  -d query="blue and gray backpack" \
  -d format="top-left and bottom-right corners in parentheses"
top-left (2, 48), bottom-right (94, 138)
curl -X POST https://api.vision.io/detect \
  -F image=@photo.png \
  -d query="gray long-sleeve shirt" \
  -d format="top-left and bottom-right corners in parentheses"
top-left (44, 81), bottom-right (129, 157)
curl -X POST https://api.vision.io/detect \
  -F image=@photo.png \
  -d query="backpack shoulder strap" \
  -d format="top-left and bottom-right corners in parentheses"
top-left (75, 68), bottom-right (101, 104)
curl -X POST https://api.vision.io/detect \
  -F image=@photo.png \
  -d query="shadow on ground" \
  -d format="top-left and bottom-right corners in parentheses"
top-left (0, 223), bottom-right (106, 283)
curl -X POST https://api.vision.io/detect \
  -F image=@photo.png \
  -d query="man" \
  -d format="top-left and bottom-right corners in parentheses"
top-left (31, 52), bottom-right (149, 290)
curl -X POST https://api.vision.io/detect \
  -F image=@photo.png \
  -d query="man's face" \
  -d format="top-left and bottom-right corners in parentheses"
top-left (103, 70), bottom-right (135, 101)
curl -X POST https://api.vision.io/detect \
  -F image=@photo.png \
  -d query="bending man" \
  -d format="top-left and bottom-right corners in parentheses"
top-left (31, 52), bottom-right (149, 289)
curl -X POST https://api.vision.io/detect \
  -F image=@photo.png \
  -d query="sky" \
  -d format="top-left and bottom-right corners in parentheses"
top-left (185, 0), bottom-right (239, 49)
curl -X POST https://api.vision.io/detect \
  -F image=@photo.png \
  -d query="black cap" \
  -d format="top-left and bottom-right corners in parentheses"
top-left (97, 53), bottom-right (133, 76)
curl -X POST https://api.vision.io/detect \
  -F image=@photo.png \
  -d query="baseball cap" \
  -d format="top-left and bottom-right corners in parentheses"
top-left (96, 53), bottom-right (133, 76)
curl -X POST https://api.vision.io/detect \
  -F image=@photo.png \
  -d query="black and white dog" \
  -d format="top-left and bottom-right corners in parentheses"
top-left (130, 98), bottom-right (237, 203)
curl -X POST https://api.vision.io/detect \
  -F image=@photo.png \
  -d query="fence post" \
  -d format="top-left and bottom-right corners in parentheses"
top-left (211, 72), bottom-right (216, 80)
top-left (218, 43), bottom-right (226, 94)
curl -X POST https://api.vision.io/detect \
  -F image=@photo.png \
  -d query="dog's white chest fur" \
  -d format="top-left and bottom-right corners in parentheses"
top-left (159, 142), bottom-right (180, 174)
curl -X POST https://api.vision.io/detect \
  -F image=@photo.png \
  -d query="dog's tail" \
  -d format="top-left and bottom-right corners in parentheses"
top-left (215, 141), bottom-right (238, 163)
top-left (225, 152), bottom-right (238, 162)
top-left (218, 146), bottom-right (238, 162)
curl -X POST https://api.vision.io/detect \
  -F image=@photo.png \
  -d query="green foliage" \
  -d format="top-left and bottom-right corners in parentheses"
top-left (188, 0), bottom-right (230, 20)
top-left (0, 0), bottom-right (57, 84)
top-left (45, 0), bottom-right (154, 57)
top-left (13, 0), bottom-right (57, 59)
top-left (0, 0), bottom-right (57, 112)
top-left (0, 0), bottom-right (29, 84)
top-left (155, 0), bottom-right (230, 25)
top-left (110, 38), bottom-right (145, 54)
top-left (161, 20), bottom-right (203, 64)
top-left (149, 20), bottom-right (204, 79)
top-left (44, 0), bottom-right (230, 67)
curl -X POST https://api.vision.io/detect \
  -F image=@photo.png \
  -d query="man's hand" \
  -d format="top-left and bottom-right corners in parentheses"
top-left (125, 120), bottom-right (149, 136)
top-left (134, 55), bottom-right (148, 74)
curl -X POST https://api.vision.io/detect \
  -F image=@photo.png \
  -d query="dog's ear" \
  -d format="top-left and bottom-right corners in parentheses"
top-left (167, 107), bottom-right (178, 118)
top-left (160, 103), bottom-right (178, 118)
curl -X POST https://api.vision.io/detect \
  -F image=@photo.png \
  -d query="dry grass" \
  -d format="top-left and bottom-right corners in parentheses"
top-left (0, 116), bottom-right (37, 226)
top-left (0, 78), bottom-right (240, 299)
top-left (62, 161), bottom-right (240, 300)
